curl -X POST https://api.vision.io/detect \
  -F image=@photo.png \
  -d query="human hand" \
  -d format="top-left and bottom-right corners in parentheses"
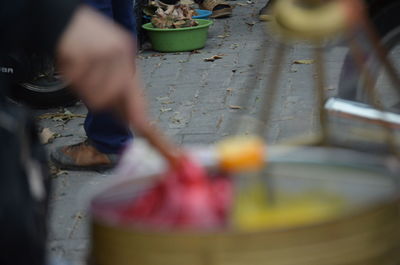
top-left (56, 6), bottom-right (136, 110)
top-left (340, 0), bottom-right (365, 27)
top-left (121, 75), bottom-right (184, 168)
top-left (57, 6), bottom-right (182, 166)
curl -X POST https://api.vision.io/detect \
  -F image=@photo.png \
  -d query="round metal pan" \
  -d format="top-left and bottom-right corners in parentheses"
top-left (89, 147), bottom-right (400, 265)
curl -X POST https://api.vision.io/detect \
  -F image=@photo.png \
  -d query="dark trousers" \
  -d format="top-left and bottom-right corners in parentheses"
top-left (84, 0), bottom-right (137, 37)
top-left (83, 0), bottom-right (136, 154)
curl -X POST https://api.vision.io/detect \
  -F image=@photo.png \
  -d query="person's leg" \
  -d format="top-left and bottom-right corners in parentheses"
top-left (112, 0), bottom-right (137, 36)
top-left (84, 0), bottom-right (114, 17)
top-left (84, 111), bottom-right (133, 154)
top-left (51, 0), bottom-right (134, 170)
top-left (84, 0), bottom-right (136, 155)
top-left (84, 0), bottom-right (134, 155)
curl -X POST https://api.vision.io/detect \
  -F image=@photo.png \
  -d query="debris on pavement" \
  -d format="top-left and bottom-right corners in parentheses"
top-left (40, 128), bottom-right (59, 144)
top-left (217, 33), bottom-right (230, 39)
top-left (160, 108), bottom-right (173, 113)
top-left (69, 212), bottom-right (85, 239)
top-left (293, 59), bottom-right (315, 65)
top-left (246, 21), bottom-right (256, 26)
top-left (37, 111), bottom-right (86, 122)
top-left (204, 54), bottom-right (224, 62)
top-left (272, 116), bottom-right (295, 122)
top-left (49, 165), bottom-right (67, 177)
top-left (229, 105), bottom-right (243, 110)
top-left (157, 96), bottom-right (174, 105)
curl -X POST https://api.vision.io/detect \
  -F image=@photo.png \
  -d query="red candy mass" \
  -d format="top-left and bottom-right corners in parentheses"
top-left (116, 157), bottom-right (232, 229)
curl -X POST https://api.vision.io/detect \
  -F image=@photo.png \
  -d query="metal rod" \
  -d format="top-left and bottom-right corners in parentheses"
top-left (360, 17), bottom-right (400, 97)
top-left (347, 36), bottom-right (399, 156)
top-left (230, 37), bottom-right (270, 134)
top-left (253, 43), bottom-right (286, 205)
top-left (314, 46), bottom-right (329, 145)
top-left (257, 43), bottom-right (286, 137)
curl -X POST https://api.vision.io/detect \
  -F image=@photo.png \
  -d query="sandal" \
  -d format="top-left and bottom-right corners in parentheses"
top-left (200, 0), bottom-right (233, 18)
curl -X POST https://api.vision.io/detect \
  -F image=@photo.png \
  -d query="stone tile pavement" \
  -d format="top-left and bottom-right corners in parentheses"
top-left (34, 0), bottom-right (349, 263)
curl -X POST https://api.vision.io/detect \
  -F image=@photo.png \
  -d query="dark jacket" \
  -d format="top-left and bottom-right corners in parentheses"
top-left (0, 0), bottom-right (79, 52)
top-left (0, 2), bottom-right (79, 264)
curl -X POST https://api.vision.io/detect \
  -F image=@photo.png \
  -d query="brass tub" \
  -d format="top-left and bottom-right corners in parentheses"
top-left (90, 147), bottom-right (400, 265)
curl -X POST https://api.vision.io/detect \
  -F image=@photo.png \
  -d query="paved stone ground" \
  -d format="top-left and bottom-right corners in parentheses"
top-left (35, 0), bottom-right (349, 263)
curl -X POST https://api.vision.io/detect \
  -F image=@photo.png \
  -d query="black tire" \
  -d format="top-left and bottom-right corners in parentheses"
top-left (6, 52), bottom-right (78, 109)
top-left (338, 0), bottom-right (400, 107)
top-left (9, 73), bottom-right (77, 109)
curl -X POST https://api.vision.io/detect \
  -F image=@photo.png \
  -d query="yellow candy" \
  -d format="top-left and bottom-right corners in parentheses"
top-left (232, 185), bottom-right (343, 230)
top-left (216, 136), bottom-right (265, 172)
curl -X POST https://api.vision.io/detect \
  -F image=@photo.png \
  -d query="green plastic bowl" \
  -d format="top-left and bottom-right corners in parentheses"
top-left (142, 19), bottom-right (213, 52)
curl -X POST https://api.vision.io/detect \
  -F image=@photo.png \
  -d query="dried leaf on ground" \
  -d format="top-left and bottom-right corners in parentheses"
top-left (161, 100), bottom-right (175, 104)
top-left (156, 96), bottom-right (170, 101)
top-left (157, 96), bottom-right (174, 104)
top-left (63, 109), bottom-right (73, 115)
top-left (49, 165), bottom-right (68, 178)
top-left (204, 54), bottom-right (224, 62)
top-left (293, 59), bottom-right (315, 65)
top-left (37, 113), bottom-right (86, 122)
top-left (40, 128), bottom-right (57, 144)
top-left (236, 3), bottom-right (248, 6)
top-left (272, 116), bottom-right (295, 122)
top-left (217, 33), bottom-right (230, 38)
top-left (229, 105), bottom-right (242, 109)
top-left (69, 212), bottom-right (85, 239)
top-left (226, 88), bottom-right (234, 94)
top-left (160, 108), bottom-right (173, 113)
top-left (246, 21), bottom-right (256, 26)
top-left (216, 116), bottom-right (223, 129)
top-left (56, 170), bottom-right (68, 177)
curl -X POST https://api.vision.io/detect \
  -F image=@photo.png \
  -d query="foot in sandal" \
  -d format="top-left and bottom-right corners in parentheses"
top-left (198, 0), bottom-right (232, 18)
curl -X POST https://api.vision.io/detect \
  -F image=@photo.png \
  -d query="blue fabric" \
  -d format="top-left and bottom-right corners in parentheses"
top-left (84, 111), bottom-right (133, 154)
top-left (83, 0), bottom-right (136, 154)
top-left (84, 0), bottom-right (137, 36)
